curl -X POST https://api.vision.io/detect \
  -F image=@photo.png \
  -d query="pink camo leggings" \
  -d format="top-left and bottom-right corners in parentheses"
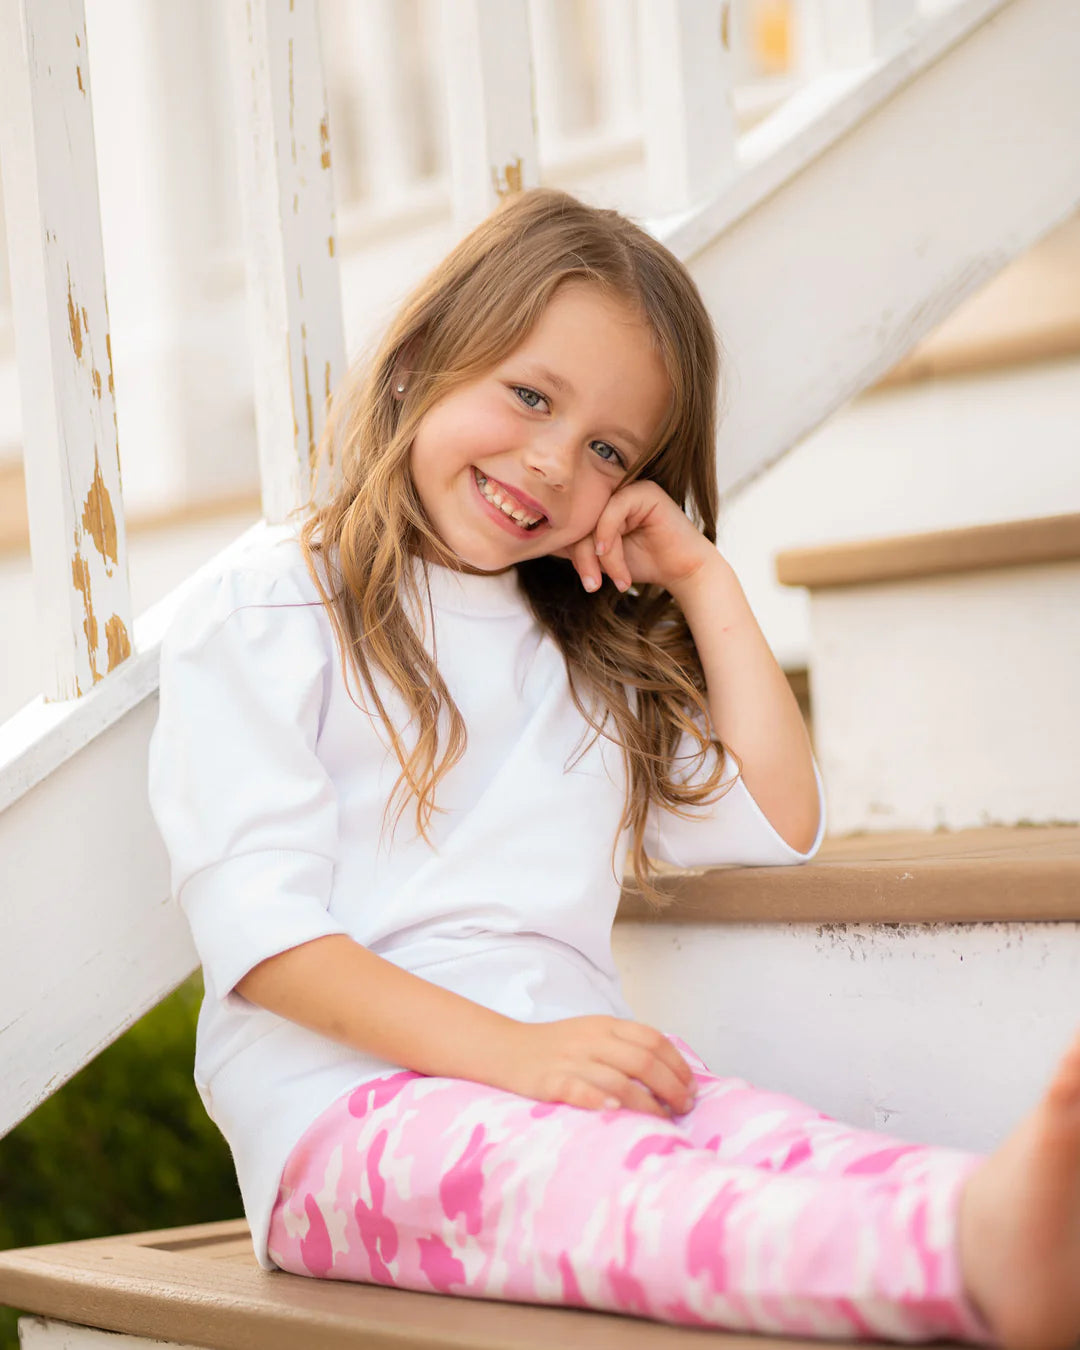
top-left (267, 1037), bottom-right (994, 1343)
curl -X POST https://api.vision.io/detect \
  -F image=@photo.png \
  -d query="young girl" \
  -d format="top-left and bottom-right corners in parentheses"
top-left (148, 188), bottom-right (1080, 1348)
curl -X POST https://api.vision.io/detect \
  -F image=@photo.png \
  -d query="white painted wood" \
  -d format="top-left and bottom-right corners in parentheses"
top-left (19, 1318), bottom-right (197, 1349)
top-left (0, 683), bottom-right (196, 1138)
top-left (323, 0), bottom-right (421, 206)
top-left (807, 560), bottom-right (1080, 833)
top-left (440, 0), bottom-right (539, 226)
top-left (797, 0), bottom-right (918, 70)
top-left (0, 520), bottom-right (268, 814)
top-left (719, 354), bottom-right (1080, 671)
top-left (660, 0), bottom-right (1080, 495)
top-left (0, 0), bottom-right (132, 700)
top-left (227, 0), bottom-right (347, 523)
top-left (594, 0), bottom-right (641, 139)
top-left (0, 522), bottom-right (276, 1136)
top-left (637, 0), bottom-right (737, 214)
top-left (614, 919), bottom-right (1080, 1151)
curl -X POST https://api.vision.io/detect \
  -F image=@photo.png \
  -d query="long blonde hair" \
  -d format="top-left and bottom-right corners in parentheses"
top-left (296, 188), bottom-right (733, 904)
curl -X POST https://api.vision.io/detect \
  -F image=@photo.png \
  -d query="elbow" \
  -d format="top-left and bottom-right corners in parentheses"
top-left (775, 798), bottom-right (823, 857)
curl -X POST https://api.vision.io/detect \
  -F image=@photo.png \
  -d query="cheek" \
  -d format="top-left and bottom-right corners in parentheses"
top-left (565, 479), bottom-right (616, 535)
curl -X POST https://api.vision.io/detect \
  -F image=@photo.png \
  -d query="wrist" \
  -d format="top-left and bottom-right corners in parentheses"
top-left (667, 549), bottom-right (744, 614)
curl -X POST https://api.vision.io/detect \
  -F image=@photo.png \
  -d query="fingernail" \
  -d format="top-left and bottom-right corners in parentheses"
top-left (616, 578), bottom-right (630, 592)
top-left (604, 1097), bottom-right (621, 1111)
top-left (595, 540), bottom-right (606, 556)
top-left (583, 576), bottom-right (600, 592)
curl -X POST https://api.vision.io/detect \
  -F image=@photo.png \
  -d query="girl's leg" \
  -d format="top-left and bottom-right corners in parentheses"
top-left (268, 1063), bottom-right (993, 1343)
top-left (667, 1037), bottom-right (992, 1342)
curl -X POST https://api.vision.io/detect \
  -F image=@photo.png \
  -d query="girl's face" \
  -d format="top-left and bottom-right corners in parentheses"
top-left (408, 283), bottom-right (673, 573)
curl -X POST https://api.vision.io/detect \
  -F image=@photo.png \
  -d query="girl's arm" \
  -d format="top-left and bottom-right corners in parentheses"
top-left (236, 934), bottom-right (520, 1082)
top-left (668, 552), bottom-right (820, 854)
top-left (573, 484), bottom-right (821, 854)
top-left (236, 935), bottom-right (696, 1118)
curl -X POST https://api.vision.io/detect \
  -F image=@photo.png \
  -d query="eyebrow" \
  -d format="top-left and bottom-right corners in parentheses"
top-left (524, 363), bottom-right (647, 457)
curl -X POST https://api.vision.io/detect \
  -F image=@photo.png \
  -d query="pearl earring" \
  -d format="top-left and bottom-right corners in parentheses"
top-left (396, 383), bottom-right (406, 394)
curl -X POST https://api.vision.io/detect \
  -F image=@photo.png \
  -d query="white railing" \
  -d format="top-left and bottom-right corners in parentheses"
top-left (4, 0), bottom-right (1080, 1140)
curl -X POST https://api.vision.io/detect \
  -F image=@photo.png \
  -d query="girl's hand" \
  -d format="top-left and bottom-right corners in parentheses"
top-left (554, 480), bottom-right (716, 596)
top-left (495, 1015), bottom-right (697, 1118)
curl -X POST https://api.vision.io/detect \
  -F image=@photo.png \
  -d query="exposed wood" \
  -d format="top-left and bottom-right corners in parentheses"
top-left (227, 0), bottom-right (346, 523)
top-left (637, 0), bottom-right (737, 213)
top-left (619, 824), bottom-right (1080, 923)
top-left (0, 0), bottom-right (133, 699)
top-left (0, 461), bottom-right (259, 559)
top-left (775, 511), bottom-right (1080, 589)
top-left (440, 0), bottom-right (539, 225)
top-left (0, 1219), bottom-right (877, 1350)
top-left (659, 0), bottom-right (1080, 496)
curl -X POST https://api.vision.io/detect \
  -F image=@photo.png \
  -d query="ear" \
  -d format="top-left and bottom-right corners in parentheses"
top-left (391, 335), bottom-right (424, 399)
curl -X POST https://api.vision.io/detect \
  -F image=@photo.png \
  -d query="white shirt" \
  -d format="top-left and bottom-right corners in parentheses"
top-left (147, 524), bottom-right (825, 1268)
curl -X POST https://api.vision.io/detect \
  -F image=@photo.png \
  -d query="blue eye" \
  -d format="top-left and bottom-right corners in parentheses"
top-left (592, 441), bottom-right (625, 469)
top-left (513, 385), bottom-right (546, 410)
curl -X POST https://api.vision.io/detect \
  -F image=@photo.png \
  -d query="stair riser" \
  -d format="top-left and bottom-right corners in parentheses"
top-left (613, 919), bottom-right (1080, 1152)
top-left (807, 560), bottom-right (1080, 833)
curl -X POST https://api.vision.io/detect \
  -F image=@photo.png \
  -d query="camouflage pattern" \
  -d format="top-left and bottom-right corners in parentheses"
top-left (267, 1037), bottom-right (993, 1342)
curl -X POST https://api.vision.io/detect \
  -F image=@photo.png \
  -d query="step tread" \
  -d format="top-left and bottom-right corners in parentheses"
top-left (618, 824), bottom-right (1080, 923)
top-left (0, 1219), bottom-right (886, 1350)
top-left (775, 512), bottom-right (1080, 589)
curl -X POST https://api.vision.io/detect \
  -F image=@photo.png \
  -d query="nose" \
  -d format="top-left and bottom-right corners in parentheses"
top-left (524, 432), bottom-right (575, 492)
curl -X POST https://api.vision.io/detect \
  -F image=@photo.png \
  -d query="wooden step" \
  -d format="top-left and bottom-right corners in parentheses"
top-left (773, 515), bottom-right (1080, 835)
top-left (0, 1219), bottom-right (879, 1350)
top-left (617, 823), bottom-right (1080, 923)
top-left (775, 511), bottom-right (1080, 590)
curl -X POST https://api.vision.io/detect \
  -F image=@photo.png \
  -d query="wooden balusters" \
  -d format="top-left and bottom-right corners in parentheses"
top-left (227, 0), bottom-right (347, 522)
top-left (441, 0), bottom-right (540, 226)
top-left (0, 0), bottom-right (133, 702)
top-left (638, 0), bottom-right (738, 216)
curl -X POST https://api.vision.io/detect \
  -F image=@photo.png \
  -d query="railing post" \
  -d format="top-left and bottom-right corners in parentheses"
top-left (227, 0), bottom-right (347, 522)
top-left (794, 0), bottom-right (917, 70)
top-left (0, 0), bottom-right (133, 701)
top-left (637, 0), bottom-right (738, 216)
top-left (441, 0), bottom-right (540, 227)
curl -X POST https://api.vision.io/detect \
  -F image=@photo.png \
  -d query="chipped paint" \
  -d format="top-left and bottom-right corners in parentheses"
top-left (296, 264), bottom-right (303, 300)
top-left (105, 614), bottom-right (131, 670)
top-left (91, 368), bottom-right (102, 399)
top-left (67, 279), bottom-right (82, 360)
top-left (71, 543), bottom-right (100, 681)
top-left (327, 234), bottom-right (335, 257)
top-left (492, 157), bottom-right (523, 198)
top-left (105, 332), bottom-right (114, 394)
top-left (76, 65), bottom-right (84, 93)
top-left (320, 115), bottom-right (330, 169)
top-left (81, 450), bottom-right (118, 567)
top-left (721, 3), bottom-right (731, 51)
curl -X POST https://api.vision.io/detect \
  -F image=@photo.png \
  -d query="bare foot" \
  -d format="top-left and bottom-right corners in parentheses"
top-left (958, 1030), bottom-right (1080, 1350)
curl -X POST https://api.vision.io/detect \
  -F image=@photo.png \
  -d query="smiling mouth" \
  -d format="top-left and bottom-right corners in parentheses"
top-left (473, 468), bottom-right (547, 530)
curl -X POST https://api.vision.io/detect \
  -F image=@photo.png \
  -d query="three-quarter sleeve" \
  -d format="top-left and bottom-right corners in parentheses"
top-left (643, 728), bottom-right (826, 869)
top-left (148, 564), bottom-right (348, 1011)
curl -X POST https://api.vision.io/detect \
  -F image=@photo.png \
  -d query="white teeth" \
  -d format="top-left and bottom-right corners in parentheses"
top-left (474, 468), bottom-right (543, 528)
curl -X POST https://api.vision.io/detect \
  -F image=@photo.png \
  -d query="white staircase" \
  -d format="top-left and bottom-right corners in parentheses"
top-left (1, 1), bottom-right (1079, 1347)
